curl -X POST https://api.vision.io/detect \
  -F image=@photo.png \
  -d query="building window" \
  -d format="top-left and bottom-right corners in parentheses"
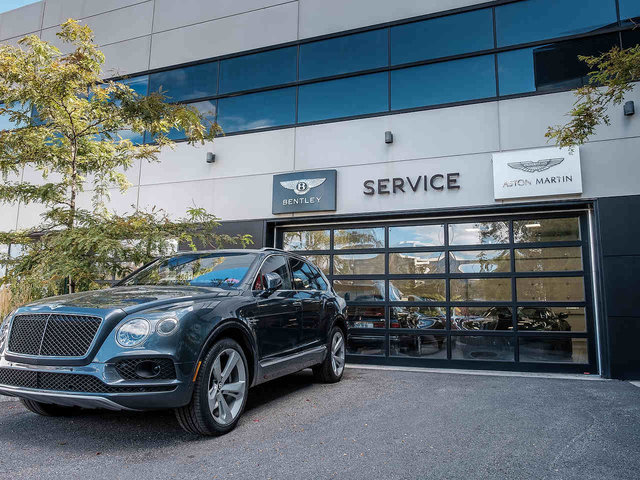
top-left (217, 87), bottom-right (296, 133)
top-left (300, 29), bottom-right (388, 80)
top-left (391, 55), bottom-right (496, 111)
top-left (298, 72), bottom-right (388, 123)
top-left (149, 62), bottom-right (218, 102)
top-left (219, 47), bottom-right (297, 94)
top-left (390, 8), bottom-right (493, 65)
top-left (495, 0), bottom-right (618, 47)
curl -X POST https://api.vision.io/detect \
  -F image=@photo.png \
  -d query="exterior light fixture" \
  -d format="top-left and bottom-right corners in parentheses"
top-left (385, 131), bottom-right (394, 144)
top-left (206, 152), bottom-right (216, 163)
top-left (623, 101), bottom-right (635, 116)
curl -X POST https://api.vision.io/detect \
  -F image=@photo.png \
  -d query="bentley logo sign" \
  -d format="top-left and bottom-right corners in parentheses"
top-left (493, 147), bottom-right (582, 200)
top-left (273, 170), bottom-right (337, 214)
top-left (508, 158), bottom-right (564, 173)
top-left (280, 178), bottom-right (327, 195)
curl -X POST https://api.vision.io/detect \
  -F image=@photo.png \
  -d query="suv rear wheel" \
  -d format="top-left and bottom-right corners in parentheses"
top-left (20, 399), bottom-right (79, 416)
top-left (175, 338), bottom-right (249, 436)
top-left (313, 326), bottom-right (346, 383)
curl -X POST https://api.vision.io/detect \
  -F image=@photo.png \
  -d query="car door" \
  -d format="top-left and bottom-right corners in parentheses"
top-left (251, 255), bottom-right (302, 359)
top-left (289, 257), bottom-right (326, 347)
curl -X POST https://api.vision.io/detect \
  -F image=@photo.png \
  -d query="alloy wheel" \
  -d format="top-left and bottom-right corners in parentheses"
top-left (208, 348), bottom-right (246, 425)
top-left (331, 330), bottom-right (345, 377)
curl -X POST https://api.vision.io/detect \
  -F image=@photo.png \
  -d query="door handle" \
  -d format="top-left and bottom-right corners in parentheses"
top-left (292, 301), bottom-right (302, 307)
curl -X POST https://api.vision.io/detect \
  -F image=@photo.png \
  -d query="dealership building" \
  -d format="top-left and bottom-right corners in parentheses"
top-left (1, 0), bottom-right (639, 379)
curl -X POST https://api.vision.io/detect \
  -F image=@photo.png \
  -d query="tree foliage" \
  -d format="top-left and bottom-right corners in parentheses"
top-left (0, 20), bottom-right (251, 314)
top-left (546, 36), bottom-right (640, 149)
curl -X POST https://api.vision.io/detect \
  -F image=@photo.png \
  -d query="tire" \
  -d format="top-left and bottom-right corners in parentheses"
top-left (175, 338), bottom-right (249, 436)
top-left (20, 399), bottom-right (79, 417)
top-left (313, 326), bottom-right (346, 383)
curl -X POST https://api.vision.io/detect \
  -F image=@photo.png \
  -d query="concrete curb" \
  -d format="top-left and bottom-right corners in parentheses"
top-left (0, 394), bottom-right (18, 402)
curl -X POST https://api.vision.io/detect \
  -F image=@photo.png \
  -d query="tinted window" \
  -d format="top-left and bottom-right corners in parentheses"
top-left (220, 47), bottom-right (297, 94)
top-left (289, 258), bottom-right (323, 290)
top-left (391, 55), bottom-right (496, 110)
top-left (300, 29), bottom-right (388, 80)
top-left (147, 100), bottom-right (217, 142)
top-left (334, 228), bottom-right (385, 249)
top-left (391, 9), bottom-right (493, 65)
top-left (120, 75), bottom-right (149, 96)
top-left (448, 221), bottom-right (510, 245)
top-left (389, 224), bottom-right (444, 247)
top-left (217, 87), bottom-right (295, 133)
top-left (149, 62), bottom-right (218, 102)
top-left (495, 0), bottom-right (617, 47)
top-left (124, 253), bottom-right (255, 288)
top-left (283, 230), bottom-right (330, 251)
top-left (254, 255), bottom-right (292, 290)
top-left (0, 104), bottom-right (15, 131)
top-left (498, 34), bottom-right (619, 96)
top-left (620, 0), bottom-right (640, 23)
top-left (513, 218), bottom-right (580, 243)
top-left (298, 72), bottom-right (388, 123)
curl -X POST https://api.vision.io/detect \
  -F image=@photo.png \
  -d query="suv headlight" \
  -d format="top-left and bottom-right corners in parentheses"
top-left (116, 318), bottom-right (150, 348)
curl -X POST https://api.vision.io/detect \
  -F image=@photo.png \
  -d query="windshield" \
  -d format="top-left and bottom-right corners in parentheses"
top-left (123, 253), bottom-right (257, 289)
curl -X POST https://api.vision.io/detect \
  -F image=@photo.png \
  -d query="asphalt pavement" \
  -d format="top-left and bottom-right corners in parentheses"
top-left (0, 367), bottom-right (638, 480)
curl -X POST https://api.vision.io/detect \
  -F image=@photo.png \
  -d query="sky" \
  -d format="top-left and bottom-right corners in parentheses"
top-left (0, 0), bottom-right (38, 14)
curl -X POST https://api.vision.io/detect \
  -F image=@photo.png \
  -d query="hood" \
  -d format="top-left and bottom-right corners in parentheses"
top-left (23, 286), bottom-right (238, 314)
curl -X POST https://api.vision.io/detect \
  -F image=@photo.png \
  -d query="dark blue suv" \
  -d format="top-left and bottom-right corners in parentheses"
top-left (0, 249), bottom-right (347, 436)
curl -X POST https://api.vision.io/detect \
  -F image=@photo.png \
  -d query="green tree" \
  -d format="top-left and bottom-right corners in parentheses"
top-left (0, 20), bottom-right (251, 313)
top-left (546, 33), bottom-right (640, 148)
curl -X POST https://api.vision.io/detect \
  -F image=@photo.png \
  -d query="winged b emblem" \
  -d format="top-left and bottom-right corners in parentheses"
top-left (280, 177), bottom-right (326, 195)
top-left (507, 158), bottom-right (564, 173)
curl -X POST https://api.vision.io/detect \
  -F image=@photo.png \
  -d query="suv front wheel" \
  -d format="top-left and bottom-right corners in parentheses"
top-left (175, 338), bottom-right (249, 436)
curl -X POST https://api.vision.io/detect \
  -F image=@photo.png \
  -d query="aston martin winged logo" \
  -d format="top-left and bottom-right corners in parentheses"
top-left (280, 178), bottom-right (326, 195)
top-left (507, 158), bottom-right (564, 173)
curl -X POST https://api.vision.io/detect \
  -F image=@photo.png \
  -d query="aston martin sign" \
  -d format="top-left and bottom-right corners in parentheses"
top-left (272, 170), bottom-right (337, 214)
top-left (492, 147), bottom-right (582, 200)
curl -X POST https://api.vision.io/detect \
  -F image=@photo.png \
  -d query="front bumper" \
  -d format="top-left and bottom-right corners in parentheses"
top-left (0, 357), bottom-right (196, 411)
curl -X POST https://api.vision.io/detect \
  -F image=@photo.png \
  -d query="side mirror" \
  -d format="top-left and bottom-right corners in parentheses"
top-left (264, 272), bottom-right (283, 294)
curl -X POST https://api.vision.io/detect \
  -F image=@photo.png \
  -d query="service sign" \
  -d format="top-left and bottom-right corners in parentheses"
top-left (492, 146), bottom-right (582, 200)
top-left (272, 169), bottom-right (337, 214)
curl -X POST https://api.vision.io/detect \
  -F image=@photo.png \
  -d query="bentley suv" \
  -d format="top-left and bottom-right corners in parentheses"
top-left (0, 249), bottom-right (348, 436)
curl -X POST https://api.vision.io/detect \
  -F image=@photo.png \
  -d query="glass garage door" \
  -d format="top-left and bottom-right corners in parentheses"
top-left (278, 213), bottom-right (597, 373)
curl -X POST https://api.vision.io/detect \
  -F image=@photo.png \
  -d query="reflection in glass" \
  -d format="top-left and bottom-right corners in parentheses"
top-left (347, 335), bottom-right (385, 355)
top-left (298, 72), bottom-right (388, 123)
top-left (389, 252), bottom-right (445, 275)
top-left (391, 8), bottom-right (493, 65)
top-left (495, 0), bottom-right (617, 47)
top-left (389, 279), bottom-right (445, 302)
top-left (620, 0), bottom-right (640, 23)
top-left (120, 75), bottom-right (149, 96)
top-left (449, 250), bottom-right (511, 273)
top-left (516, 277), bottom-right (584, 302)
top-left (347, 306), bottom-right (386, 329)
top-left (515, 247), bottom-right (582, 272)
top-left (451, 307), bottom-right (512, 331)
top-left (451, 336), bottom-right (514, 361)
top-left (517, 306), bottom-right (585, 332)
top-left (149, 62), bottom-right (218, 102)
top-left (390, 335), bottom-right (447, 359)
top-left (391, 55), bottom-right (496, 110)
top-left (450, 278), bottom-right (512, 302)
top-left (498, 34), bottom-right (619, 96)
top-left (519, 337), bottom-right (587, 363)
top-left (390, 306), bottom-right (446, 329)
top-left (300, 29), bottom-right (388, 80)
top-left (152, 100), bottom-right (217, 141)
top-left (334, 254), bottom-right (385, 275)
top-left (283, 230), bottom-right (330, 251)
top-left (217, 87), bottom-right (296, 133)
top-left (389, 224), bottom-right (444, 247)
top-left (448, 221), bottom-right (509, 245)
top-left (333, 279), bottom-right (385, 302)
top-left (219, 47), bottom-right (296, 94)
top-left (514, 218), bottom-right (580, 243)
top-left (302, 255), bottom-right (330, 275)
top-left (334, 228), bottom-right (385, 249)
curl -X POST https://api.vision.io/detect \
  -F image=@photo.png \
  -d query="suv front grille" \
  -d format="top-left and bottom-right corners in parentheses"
top-left (0, 368), bottom-right (175, 394)
top-left (8, 314), bottom-right (102, 357)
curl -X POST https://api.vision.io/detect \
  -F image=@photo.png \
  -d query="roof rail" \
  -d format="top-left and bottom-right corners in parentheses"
top-left (260, 247), bottom-right (286, 253)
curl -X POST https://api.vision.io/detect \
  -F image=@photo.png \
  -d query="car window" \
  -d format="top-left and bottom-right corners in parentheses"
top-left (311, 264), bottom-right (329, 290)
top-left (289, 258), bottom-right (324, 290)
top-left (254, 255), bottom-right (292, 290)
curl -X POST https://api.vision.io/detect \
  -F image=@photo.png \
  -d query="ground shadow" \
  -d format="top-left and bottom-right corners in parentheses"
top-left (0, 369), bottom-right (318, 453)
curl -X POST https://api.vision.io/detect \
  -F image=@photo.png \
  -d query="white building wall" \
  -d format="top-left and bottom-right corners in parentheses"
top-left (0, 0), bottom-right (638, 230)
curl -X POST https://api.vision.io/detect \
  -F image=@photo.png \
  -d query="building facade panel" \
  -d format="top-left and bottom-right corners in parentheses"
top-left (101, 35), bottom-right (152, 76)
top-left (0, 1), bottom-right (43, 40)
top-left (42, 0), bottom-right (146, 29)
top-left (149, 2), bottom-right (299, 69)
